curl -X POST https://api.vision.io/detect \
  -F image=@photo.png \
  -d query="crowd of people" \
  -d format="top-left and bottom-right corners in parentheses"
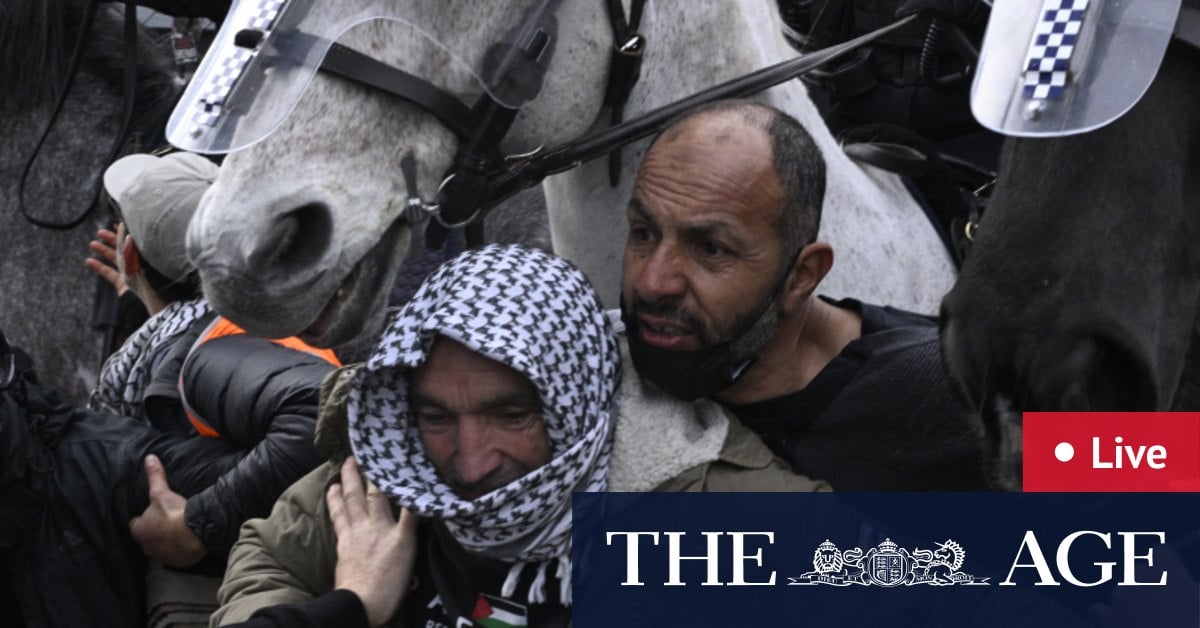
top-left (0, 1), bottom-right (1004, 627)
top-left (1, 98), bottom-right (988, 627)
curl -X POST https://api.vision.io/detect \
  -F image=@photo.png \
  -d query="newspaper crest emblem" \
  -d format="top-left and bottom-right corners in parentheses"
top-left (789, 538), bottom-right (990, 587)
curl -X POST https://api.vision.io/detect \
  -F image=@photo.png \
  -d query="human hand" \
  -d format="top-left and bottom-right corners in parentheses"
top-left (328, 457), bottom-right (419, 627)
top-left (85, 228), bottom-right (129, 297)
top-left (129, 454), bottom-right (208, 568)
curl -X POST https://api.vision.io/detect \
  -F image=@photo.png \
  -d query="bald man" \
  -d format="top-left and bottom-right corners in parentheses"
top-left (620, 99), bottom-right (988, 491)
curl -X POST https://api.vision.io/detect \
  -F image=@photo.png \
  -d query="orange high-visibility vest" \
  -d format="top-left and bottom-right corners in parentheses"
top-left (179, 317), bottom-right (341, 438)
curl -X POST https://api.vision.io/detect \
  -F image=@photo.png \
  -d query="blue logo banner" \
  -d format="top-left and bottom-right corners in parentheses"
top-left (572, 493), bottom-right (1200, 627)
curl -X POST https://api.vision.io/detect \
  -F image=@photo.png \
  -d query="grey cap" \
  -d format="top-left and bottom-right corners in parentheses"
top-left (103, 152), bottom-right (219, 282)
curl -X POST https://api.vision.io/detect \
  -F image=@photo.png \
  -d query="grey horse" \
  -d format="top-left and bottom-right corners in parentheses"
top-left (0, 1), bottom-right (178, 402)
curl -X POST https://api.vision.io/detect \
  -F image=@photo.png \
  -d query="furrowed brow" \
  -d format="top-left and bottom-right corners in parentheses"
top-left (679, 220), bottom-right (744, 246)
top-left (408, 391), bottom-right (448, 411)
top-left (476, 391), bottom-right (542, 412)
top-left (408, 390), bottom-right (541, 413)
top-left (627, 198), bottom-right (655, 223)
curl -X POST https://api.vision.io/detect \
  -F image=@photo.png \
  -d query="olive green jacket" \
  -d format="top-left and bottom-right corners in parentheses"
top-left (211, 353), bottom-right (828, 626)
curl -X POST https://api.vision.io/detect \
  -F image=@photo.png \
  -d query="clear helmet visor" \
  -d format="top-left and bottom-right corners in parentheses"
top-left (167, 0), bottom-right (563, 154)
top-left (971, 0), bottom-right (1180, 137)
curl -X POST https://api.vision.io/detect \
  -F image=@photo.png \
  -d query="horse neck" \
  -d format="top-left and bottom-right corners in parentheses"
top-left (0, 2), bottom-right (177, 403)
top-left (1, 3), bottom-right (176, 205)
top-left (632, 0), bottom-right (884, 192)
top-left (540, 0), bottom-right (915, 308)
top-left (951, 41), bottom-right (1200, 412)
top-left (555, 0), bottom-right (896, 214)
top-left (1, 2), bottom-right (176, 115)
top-left (988, 42), bottom-right (1200, 263)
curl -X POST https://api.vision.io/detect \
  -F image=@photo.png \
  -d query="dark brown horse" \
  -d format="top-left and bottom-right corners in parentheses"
top-left (939, 40), bottom-right (1200, 490)
top-left (0, 1), bottom-right (178, 402)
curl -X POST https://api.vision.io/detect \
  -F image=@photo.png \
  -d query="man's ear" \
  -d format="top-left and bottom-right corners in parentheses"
top-left (121, 234), bottom-right (141, 276)
top-left (781, 242), bottom-right (833, 315)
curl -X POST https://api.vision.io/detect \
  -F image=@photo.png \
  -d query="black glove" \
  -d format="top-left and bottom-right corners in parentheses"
top-left (895, 0), bottom-right (989, 25)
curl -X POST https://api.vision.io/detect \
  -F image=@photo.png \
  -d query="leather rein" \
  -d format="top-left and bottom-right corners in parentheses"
top-left (311, 3), bottom-right (919, 246)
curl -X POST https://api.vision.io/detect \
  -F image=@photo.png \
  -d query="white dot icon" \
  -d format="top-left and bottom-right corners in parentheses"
top-left (1054, 442), bottom-right (1075, 462)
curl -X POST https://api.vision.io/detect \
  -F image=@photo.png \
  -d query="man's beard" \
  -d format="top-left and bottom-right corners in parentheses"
top-left (629, 287), bottom-right (781, 360)
top-left (726, 290), bottom-right (781, 364)
top-left (622, 286), bottom-right (783, 400)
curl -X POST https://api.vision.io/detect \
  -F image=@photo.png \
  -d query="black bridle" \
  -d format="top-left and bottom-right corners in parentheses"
top-left (313, 4), bottom-right (919, 247)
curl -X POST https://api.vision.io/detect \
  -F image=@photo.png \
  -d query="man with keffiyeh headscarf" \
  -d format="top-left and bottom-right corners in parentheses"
top-left (213, 244), bottom-right (826, 628)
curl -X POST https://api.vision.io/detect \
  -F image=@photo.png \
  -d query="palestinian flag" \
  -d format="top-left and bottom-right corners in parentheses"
top-left (470, 593), bottom-right (528, 628)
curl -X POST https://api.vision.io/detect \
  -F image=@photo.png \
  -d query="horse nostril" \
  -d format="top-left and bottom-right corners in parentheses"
top-left (251, 202), bottom-right (332, 271)
top-left (1037, 335), bottom-right (1158, 411)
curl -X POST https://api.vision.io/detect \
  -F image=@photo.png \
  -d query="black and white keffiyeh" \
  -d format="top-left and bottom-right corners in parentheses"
top-left (348, 244), bottom-right (620, 605)
top-left (89, 297), bottom-right (210, 417)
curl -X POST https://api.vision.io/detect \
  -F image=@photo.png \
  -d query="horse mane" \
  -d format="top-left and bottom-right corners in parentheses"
top-left (0, 0), bottom-right (177, 114)
top-left (0, 1), bottom-right (68, 109)
top-left (0, 1), bottom-right (182, 403)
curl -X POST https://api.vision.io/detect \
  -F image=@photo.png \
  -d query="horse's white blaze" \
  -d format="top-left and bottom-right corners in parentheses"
top-left (189, 0), bottom-right (954, 346)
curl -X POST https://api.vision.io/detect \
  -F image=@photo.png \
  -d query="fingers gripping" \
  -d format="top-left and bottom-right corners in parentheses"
top-left (340, 457), bottom-right (369, 519)
top-left (327, 457), bottom-right (418, 627)
top-left (327, 482), bottom-right (347, 535)
top-left (328, 457), bottom-right (406, 538)
top-left (144, 454), bottom-right (172, 501)
top-left (398, 508), bottom-right (418, 537)
top-left (365, 480), bottom-right (392, 521)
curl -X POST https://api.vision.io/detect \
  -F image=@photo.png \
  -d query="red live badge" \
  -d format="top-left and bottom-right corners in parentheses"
top-left (1023, 412), bottom-right (1200, 492)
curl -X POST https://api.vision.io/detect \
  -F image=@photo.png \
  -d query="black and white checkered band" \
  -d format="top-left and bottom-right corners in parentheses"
top-left (348, 244), bottom-right (619, 577)
top-left (188, 0), bottom-right (286, 136)
top-left (1023, 0), bottom-right (1090, 99)
top-left (90, 298), bottom-right (211, 418)
top-left (246, 0), bottom-right (286, 31)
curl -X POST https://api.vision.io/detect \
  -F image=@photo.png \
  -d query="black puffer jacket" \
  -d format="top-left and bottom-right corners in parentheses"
top-left (99, 309), bottom-right (337, 555)
top-left (0, 325), bottom-right (333, 626)
top-left (175, 332), bottom-right (337, 554)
